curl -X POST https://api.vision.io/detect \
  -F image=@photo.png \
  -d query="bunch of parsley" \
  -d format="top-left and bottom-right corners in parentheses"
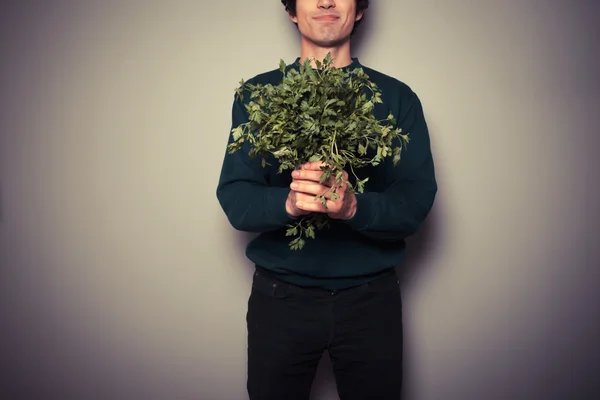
top-left (227, 54), bottom-right (409, 250)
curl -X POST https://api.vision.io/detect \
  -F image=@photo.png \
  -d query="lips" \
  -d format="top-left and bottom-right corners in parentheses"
top-left (314, 14), bottom-right (339, 22)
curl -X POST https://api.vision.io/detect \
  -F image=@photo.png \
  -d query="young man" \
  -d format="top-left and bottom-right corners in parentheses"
top-left (216, 0), bottom-right (437, 399)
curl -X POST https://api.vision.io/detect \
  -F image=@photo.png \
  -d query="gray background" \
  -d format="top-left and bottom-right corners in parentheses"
top-left (1, 1), bottom-right (598, 399)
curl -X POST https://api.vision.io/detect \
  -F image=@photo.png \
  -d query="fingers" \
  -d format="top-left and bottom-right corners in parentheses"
top-left (293, 164), bottom-right (349, 186)
top-left (293, 192), bottom-right (342, 214)
top-left (291, 170), bottom-right (335, 187)
top-left (289, 162), bottom-right (349, 215)
top-left (290, 180), bottom-right (345, 199)
top-left (286, 189), bottom-right (311, 217)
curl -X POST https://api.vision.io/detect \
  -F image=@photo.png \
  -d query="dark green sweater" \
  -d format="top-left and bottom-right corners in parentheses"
top-left (216, 58), bottom-right (437, 290)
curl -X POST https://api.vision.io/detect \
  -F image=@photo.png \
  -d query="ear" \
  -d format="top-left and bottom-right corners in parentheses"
top-left (289, 13), bottom-right (298, 23)
top-left (355, 10), bottom-right (364, 22)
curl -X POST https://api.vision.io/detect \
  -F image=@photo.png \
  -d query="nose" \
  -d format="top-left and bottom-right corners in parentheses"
top-left (318, 0), bottom-right (335, 9)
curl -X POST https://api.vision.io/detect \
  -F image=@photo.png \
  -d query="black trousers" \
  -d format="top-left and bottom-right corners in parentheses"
top-left (246, 267), bottom-right (403, 400)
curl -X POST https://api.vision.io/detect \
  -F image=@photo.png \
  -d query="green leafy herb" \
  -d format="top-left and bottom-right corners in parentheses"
top-left (228, 53), bottom-right (410, 250)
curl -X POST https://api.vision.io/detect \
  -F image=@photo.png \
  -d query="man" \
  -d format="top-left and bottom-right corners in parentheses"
top-left (216, 0), bottom-right (437, 399)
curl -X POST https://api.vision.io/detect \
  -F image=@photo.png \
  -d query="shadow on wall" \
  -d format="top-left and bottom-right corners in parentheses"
top-left (398, 201), bottom-right (442, 286)
top-left (397, 202), bottom-right (443, 400)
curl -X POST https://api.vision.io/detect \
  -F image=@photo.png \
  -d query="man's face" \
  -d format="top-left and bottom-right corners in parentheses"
top-left (290, 0), bottom-right (363, 48)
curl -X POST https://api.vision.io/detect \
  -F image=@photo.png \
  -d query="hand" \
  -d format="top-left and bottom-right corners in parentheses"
top-left (285, 181), bottom-right (312, 218)
top-left (286, 161), bottom-right (357, 220)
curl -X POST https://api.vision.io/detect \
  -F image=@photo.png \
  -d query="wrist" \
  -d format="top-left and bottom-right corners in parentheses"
top-left (285, 197), bottom-right (295, 217)
top-left (330, 193), bottom-right (357, 220)
top-left (285, 194), bottom-right (302, 218)
top-left (343, 195), bottom-right (357, 220)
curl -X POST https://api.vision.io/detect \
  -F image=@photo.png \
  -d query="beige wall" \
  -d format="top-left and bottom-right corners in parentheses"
top-left (1, 1), bottom-right (598, 399)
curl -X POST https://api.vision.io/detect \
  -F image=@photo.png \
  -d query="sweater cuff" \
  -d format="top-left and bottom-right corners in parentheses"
top-left (267, 186), bottom-right (295, 225)
top-left (344, 193), bottom-right (376, 231)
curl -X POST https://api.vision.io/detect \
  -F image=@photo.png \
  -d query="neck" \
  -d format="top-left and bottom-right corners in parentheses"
top-left (298, 39), bottom-right (353, 68)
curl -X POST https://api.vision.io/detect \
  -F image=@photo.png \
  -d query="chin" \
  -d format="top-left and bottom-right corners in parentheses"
top-left (309, 35), bottom-right (349, 49)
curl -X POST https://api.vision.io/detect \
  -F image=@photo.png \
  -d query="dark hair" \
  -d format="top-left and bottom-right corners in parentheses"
top-left (281, 0), bottom-right (369, 35)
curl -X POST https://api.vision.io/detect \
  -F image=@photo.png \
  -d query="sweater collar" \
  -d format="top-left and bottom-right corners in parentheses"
top-left (290, 57), bottom-right (361, 71)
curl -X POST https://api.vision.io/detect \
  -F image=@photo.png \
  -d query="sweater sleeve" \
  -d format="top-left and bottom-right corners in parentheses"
top-left (216, 93), bottom-right (294, 232)
top-left (343, 90), bottom-right (438, 241)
